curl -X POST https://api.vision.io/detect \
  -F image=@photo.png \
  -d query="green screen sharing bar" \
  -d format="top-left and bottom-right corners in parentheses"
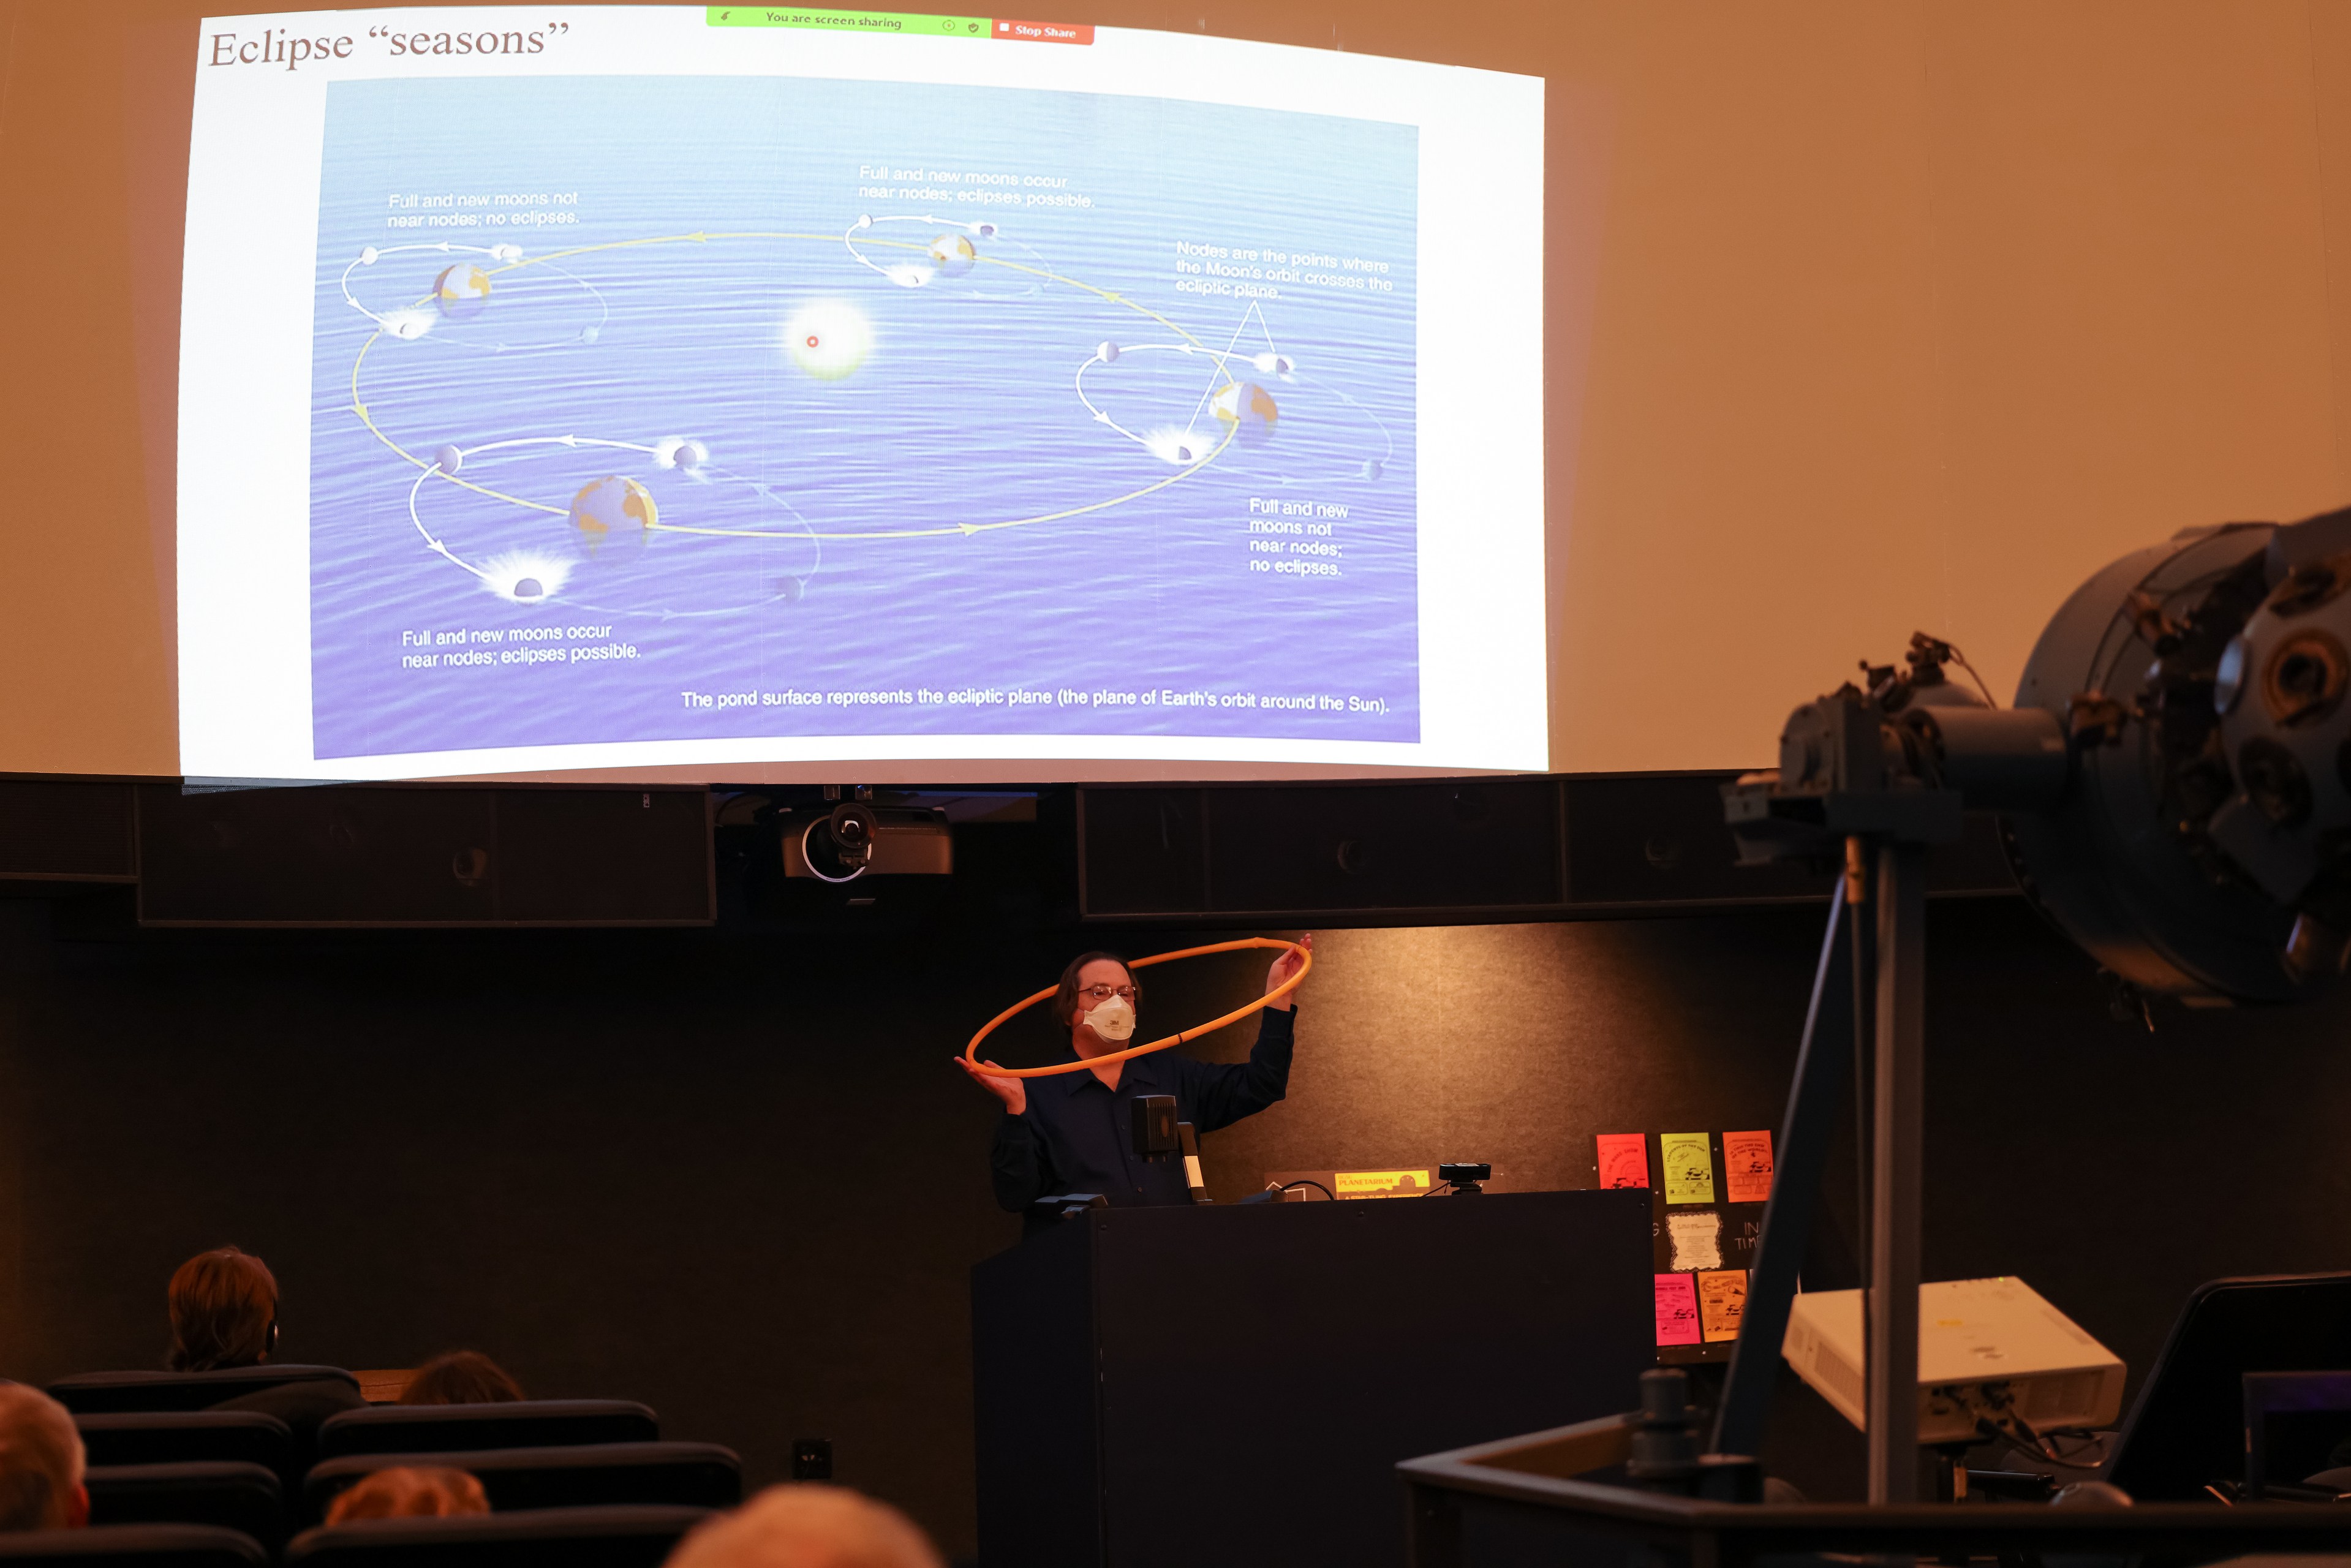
top-left (704, 7), bottom-right (994, 37)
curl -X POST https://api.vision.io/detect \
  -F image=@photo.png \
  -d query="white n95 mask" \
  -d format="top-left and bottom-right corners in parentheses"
top-left (1082, 995), bottom-right (1137, 1041)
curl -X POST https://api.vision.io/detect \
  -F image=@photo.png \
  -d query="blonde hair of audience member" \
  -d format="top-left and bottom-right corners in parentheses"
top-left (665, 1485), bottom-right (943, 1568)
top-left (399, 1352), bottom-right (523, 1406)
top-left (323, 1466), bottom-right (489, 1527)
top-left (0, 1385), bottom-right (88, 1532)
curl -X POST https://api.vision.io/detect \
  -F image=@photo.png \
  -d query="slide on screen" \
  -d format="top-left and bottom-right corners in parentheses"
top-left (178, 7), bottom-right (1545, 780)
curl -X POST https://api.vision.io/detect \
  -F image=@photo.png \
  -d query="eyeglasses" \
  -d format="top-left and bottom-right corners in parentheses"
top-left (1078, 984), bottom-right (1138, 1003)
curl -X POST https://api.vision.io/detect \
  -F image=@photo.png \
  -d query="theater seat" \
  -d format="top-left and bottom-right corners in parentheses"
top-left (0, 1524), bottom-right (267, 1568)
top-left (85, 1463), bottom-right (285, 1553)
top-left (303, 1444), bottom-right (741, 1523)
top-left (313, 1403), bottom-right (657, 1461)
top-left (50, 1369), bottom-right (360, 1415)
top-left (283, 1506), bottom-right (710, 1568)
top-left (77, 1413), bottom-right (296, 1483)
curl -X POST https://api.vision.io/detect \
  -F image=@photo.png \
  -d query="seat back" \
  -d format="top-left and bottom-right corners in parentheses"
top-left (313, 1404), bottom-right (657, 1461)
top-left (85, 1463), bottom-right (285, 1553)
top-left (0, 1524), bottom-right (268, 1568)
top-left (50, 1369), bottom-right (360, 1415)
top-left (77, 1413), bottom-right (296, 1484)
top-left (283, 1506), bottom-right (710, 1568)
top-left (303, 1444), bottom-right (740, 1524)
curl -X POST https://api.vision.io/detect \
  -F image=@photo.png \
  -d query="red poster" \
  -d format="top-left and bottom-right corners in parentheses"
top-left (1723, 1129), bottom-right (1774, 1204)
top-left (1597, 1133), bottom-right (1650, 1189)
top-left (1655, 1273), bottom-right (1702, 1346)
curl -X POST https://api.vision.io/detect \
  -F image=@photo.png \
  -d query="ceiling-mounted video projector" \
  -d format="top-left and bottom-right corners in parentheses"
top-left (783, 797), bottom-right (953, 884)
top-left (1730, 505), bottom-right (2351, 1005)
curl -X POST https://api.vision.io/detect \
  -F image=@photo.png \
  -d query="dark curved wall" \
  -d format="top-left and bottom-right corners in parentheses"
top-left (0, 888), bottom-right (2344, 1551)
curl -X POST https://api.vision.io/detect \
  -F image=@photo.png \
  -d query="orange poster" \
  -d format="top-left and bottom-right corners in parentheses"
top-left (1698, 1269), bottom-right (1749, 1343)
top-left (1596, 1133), bottom-right (1649, 1189)
top-left (1723, 1129), bottom-right (1773, 1204)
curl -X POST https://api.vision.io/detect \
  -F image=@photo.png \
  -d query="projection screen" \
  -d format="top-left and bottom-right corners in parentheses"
top-left (175, 7), bottom-right (1547, 782)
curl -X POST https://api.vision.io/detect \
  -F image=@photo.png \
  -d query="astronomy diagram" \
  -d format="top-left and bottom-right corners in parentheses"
top-left (338, 219), bottom-right (1394, 613)
top-left (303, 75), bottom-right (1419, 760)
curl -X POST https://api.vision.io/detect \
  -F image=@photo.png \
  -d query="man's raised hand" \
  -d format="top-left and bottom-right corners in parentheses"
top-left (1264, 930), bottom-right (1313, 1009)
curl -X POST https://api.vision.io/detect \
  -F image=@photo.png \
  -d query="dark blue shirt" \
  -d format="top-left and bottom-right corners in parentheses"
top-left (989, 1006), bottom-right (1295, 1214)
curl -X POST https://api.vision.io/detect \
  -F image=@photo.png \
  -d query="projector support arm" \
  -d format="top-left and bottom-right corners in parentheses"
top-left (1867, 839), bottom-right (1926, 1501)
top-left (1705, 839), bottom-right (1929, 1504)
top-left (1707, 876), bottom-right (1854, 1466)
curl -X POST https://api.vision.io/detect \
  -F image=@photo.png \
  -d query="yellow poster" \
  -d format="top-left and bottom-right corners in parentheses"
top-left (1661, 1133), bottom-right (1716, 1204)
top-left (1698, 1269), bottom-right (1749, 1343)
top-left (1335, 1169), bottom-right (1432, 1198)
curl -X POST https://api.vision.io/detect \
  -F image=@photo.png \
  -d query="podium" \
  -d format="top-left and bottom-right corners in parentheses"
top-left (971, 1189), bottom-right (1651, 1568)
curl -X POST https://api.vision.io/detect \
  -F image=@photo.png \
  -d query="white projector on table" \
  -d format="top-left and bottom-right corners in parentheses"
top-left (1783, 1276), bottom-right (2124, 1444)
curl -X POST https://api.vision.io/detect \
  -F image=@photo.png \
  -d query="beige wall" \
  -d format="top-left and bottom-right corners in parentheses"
top-left (7, 0), bottom-right (2351, 775)
top-left (1528, 0), bottom-right (2351, 771)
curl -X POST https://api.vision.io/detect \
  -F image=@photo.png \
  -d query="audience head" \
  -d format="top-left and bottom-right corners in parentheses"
top-left (666, 1485), bottom-right (943, 1568)
top-left (399, 1352), bottom-right (523, 1406)
top-left (323, 1466), bottom-right (489, 1526)
top-left (0, 1384), bottom-right (86, 1532)
top-left (166, 1246), bottom-right (279, 1372)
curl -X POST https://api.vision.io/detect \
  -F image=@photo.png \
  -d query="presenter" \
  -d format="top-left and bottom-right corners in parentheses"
top-left (957, 935), bottom-right (1311, 1218)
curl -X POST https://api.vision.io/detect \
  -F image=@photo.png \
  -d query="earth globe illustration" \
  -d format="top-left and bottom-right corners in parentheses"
top-left (568, 475), bottom-right (659, 548)
top-left (1212, 380), bottom-right (1279, 444)
top-left (433, 263), bottom-right (493, 320)
top-left (927, 232), bottom-right (977, 276)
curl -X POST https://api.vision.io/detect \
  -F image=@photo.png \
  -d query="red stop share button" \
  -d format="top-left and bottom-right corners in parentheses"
top-left (992, 18), bottom-right (1095, 43)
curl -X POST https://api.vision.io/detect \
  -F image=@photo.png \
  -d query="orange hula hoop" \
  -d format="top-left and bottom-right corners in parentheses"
top-left (962, 937), bottom-right (1311, 1079)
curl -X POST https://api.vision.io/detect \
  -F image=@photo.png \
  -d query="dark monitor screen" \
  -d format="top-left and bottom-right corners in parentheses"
top-left (2104, 1273), bottom-right (2351, 1501)
top-left (2244, 1374), bottom-right (2351, 1498)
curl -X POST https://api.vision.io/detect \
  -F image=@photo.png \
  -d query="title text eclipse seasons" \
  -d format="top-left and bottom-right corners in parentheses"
top-left (206, 26), bottom-right (565, 70)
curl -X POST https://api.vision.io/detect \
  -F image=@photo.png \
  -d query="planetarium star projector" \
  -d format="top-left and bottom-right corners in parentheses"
top-left (1729, 504), bottom-right (2351, 1003)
